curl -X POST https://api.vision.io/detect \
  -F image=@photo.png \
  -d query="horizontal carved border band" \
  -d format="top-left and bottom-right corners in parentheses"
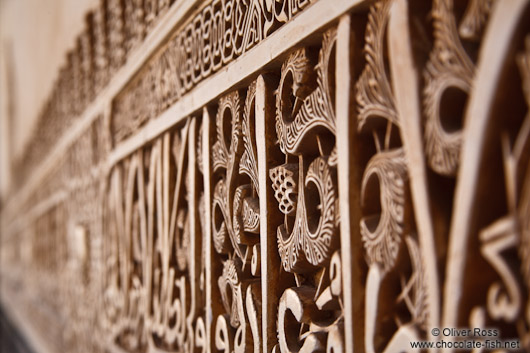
top-left (13, 0), bottom-right (319, 192)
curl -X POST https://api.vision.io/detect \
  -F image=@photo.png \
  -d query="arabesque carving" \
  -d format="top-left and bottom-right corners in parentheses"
top-left (1, 0), bottom-right (530, 353)
top-left (269, 28), bottom-right (344, 352)
top-left (211, 83), bottom-right (262, 353)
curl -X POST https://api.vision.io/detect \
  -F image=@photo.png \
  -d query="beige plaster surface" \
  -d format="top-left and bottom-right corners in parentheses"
top-left (0, 0), bottom-right (98, 199)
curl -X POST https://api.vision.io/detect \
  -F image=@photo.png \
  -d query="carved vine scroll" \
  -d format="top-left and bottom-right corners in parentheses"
top-left (356, 2), bottom-right (429, 351)
top-left (269, 28), bottom-right (345, 352)
top-left (211, 83), bottom-right (262, 353)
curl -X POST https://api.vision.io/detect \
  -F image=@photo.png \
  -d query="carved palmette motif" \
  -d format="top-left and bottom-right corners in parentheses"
top-left (423, 0), bottom-right (492, 176)
top-left (211, 83), bottom-right (262, 353)
top-left (356, 1), bottom-right (430, 351)
top-left (269, 28), bottom-right (344, 352)
top-left (272, 29), bottom-right (338, 272)
top-left (355, 0), bottom-right (530, 352)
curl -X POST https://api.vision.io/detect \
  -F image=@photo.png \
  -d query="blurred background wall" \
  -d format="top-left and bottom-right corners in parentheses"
top-left (0, 0), bottom-right (98, 202)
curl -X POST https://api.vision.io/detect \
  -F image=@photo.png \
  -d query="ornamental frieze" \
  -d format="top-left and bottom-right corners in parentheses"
top-left (1, 0), bottom-right (529, 352)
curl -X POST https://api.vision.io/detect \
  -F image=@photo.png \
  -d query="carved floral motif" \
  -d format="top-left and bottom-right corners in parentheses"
top-left (423, 0), bottom-right (492, 176)
top-left (356, 2), bottom-right (430, 351)
top-left (269, 28), bottom-right (344, 352)
top-left (211, 82), bottom-right (262, 353)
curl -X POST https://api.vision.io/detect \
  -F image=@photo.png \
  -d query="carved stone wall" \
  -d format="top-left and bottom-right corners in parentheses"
top-left (1, 0), bottom-right (529, 352)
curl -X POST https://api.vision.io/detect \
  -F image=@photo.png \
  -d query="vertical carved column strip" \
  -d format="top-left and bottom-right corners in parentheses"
top-left (188, 117), bottom-right (200, 352)
top-left (336, 14), bottom-right (357, 353)
top-left (103, 103), bottom-right (113, 168)
top-left (444, 0), bottom-right (530, 331)
top-left (99, 102), bottom-right (113, 348)
top-left (256, 75), bottom-right (276, 353)
top-left (201, 106), bottom-right (214, 352)
top-left (388, 0), bottom-right (440, 342)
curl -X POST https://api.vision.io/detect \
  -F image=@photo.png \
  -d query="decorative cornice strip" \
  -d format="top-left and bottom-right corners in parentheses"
top-left (2, 0), bottom-right (367, 231)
